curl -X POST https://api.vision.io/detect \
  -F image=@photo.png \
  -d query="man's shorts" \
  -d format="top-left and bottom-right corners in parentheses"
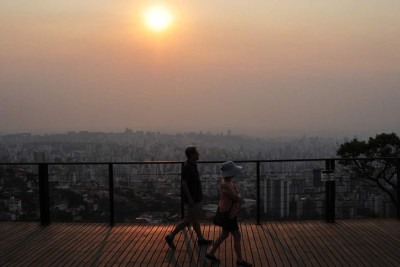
top-left (184, 203), bottom-right (201, 223)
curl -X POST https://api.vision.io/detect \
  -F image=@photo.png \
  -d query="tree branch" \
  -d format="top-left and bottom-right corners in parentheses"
top-left (375, 179), bottom-right (397, 206)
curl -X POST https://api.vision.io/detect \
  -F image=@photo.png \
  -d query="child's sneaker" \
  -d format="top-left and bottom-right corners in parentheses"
top-left (237, 260), bottom-right (252, 267)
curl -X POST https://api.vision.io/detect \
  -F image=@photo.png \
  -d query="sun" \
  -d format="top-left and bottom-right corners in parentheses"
top-left (144, 5), bottom-right (173, 32)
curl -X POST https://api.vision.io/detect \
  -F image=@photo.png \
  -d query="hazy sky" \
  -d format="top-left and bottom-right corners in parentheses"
top-left (1, 1), bottom-right (399, 137)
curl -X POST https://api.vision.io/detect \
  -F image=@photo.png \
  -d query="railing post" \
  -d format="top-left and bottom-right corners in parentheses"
top-left (325, 159), bottom-right (335, 223)
top-left (180, 162), bottom-right (185, 220)
top-left (38, 163), bottom-right (50, 226)
top-left (397, 159), bottom-right (400, 220)
top-left (109, 164), bottom-right (114, 227)
top-left (256, 161), bottom-right (261, 225)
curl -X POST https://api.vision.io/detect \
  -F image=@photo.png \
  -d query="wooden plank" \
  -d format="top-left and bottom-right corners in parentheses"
top-left (243, 222), bottom-right (261, 267)
top-left (1, 220), bottom-right (399, 266)
top-left (275, 221), bottom-right (306, 266)
top-left (84, 224), bottom-right (122, 266)
top-left (161, 224), bottom-right (191, 266)
top-left (45, 224), bottom-right (103, 266)
top-left (180, 225), bottom-right (195, 266)
top-left (104, 224), bottom-right (143, 266)
top-left (136, 224), bottom-right (167, 266)
top-left (2, 224), bottom-right (61, 266)
top-left (334, 220), bottom-right (391, 266)
top-left (256, 223), bottom-right (282, 267)
top-left (144, 224), bottom-right (171, 266)
top-left (93, 224), bottom-right (131, 266)
top-left (195, 223), bottom-right (212, 266)
top-left (240, 222), bottom-right (254, 265)
top-left (116, 224), bottom-right (148, 266)
top-left (80, 224), bottom-right (127, 265)
top-left (318, 220), bottom-right (366, 266)
top-left (285, 221), bottom-right (319, 267)
top-left (302, 221), bottom-right (345, 266)
top-left (0, 222), bottom-right (15, 234)
top-left (360, 219), bottom-right (400, 256)
top-left (0, 223), bottom-right (38, 253)
top-left (0, 222), bottom-right (38, 250)
top-left (163, 225), bottom-right (184, 266)
top-left (289, 221), bottom-right (318, 266)
top-left (116, 223), bottom-right (150, 266)
top-left (202, 223), bottom-right (223, 266)
top-left (58, 224), bottom-right (107, 266)
top-left (146, 224), bottom-right (167, 266)
top-left (262, 222), bottom-right (292, 266)
top-left (56, 224), bottom-right (106, 266)
top-left (341, 219), bottom-right (399, 266)
top-left (294, 220), bottom-right (333, 266)
top-left (4, 223), bottom-right (74, 266)
top-left (314, 220), bottom-right (356, 266)
top-left (0, 222), bottom-right (29, 240)
top-left (31, 224), bottom-right (91, 265)
top-left (372, 219), bottom-right (400, 254)
top-left (0, 224), bottom-right (45, 266)
top-left (335, 220), bottom-right (386, 266)
top-left (179, 225), bottom-right (196, 266)
top-left (186, 222), bottom-right (212, 267)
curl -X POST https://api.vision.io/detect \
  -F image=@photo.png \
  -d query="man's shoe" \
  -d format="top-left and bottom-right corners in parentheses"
top-left (205, 254), bottom-right (220, 263)
top-left (165, 235), bottom-right (176, 249)
top-left (237, 260), bottom-right (252, 267)
top-left (198, 239), bottom-right (213, 246)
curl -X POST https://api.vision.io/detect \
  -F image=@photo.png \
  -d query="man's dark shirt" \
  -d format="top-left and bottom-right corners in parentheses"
top-left (182, 160), bottom-right (203, 203)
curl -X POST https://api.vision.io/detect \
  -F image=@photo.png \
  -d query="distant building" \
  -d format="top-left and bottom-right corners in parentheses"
top-left (8, 197), bottom-right (22, 213)
top-left (34, 151), bottom-right (46, 162)
top-left (313, 169), bottom-right (322, 187)
top-left (263, 174), bottom-right (290, 219)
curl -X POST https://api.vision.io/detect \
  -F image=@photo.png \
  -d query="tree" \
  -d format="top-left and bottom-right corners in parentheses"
top-left (336, 133), bottom-right (399, 207)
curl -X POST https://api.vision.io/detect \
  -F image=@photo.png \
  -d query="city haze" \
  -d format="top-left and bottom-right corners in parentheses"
top-left (1, 1), bottom-right (400, 137)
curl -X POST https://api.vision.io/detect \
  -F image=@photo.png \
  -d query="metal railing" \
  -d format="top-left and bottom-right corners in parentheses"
top-left (0, 158), bottom-right (399, 226)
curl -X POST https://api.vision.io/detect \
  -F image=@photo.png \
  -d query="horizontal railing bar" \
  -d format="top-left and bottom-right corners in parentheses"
top-left (1, 157), bottom-right (399, 166)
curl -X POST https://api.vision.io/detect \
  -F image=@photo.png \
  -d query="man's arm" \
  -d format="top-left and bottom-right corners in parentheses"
top-left (182, 180), bottom-right (194, 205)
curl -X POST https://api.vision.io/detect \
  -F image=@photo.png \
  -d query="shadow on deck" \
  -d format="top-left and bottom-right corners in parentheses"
top-left (0, 219), bottom-right (399, 266)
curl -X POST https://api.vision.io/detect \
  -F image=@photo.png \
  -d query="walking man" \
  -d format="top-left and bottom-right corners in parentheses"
top-left (165, 146), bottom-right (213, 249)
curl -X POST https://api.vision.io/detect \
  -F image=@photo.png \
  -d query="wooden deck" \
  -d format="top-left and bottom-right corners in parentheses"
top-left (0, 219), bottom-right (399, 266)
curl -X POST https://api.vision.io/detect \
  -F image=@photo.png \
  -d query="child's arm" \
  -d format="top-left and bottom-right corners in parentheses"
top-left (221, 182), bottom-right (241, 202)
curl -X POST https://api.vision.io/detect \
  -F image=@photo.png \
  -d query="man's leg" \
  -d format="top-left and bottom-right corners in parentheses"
top-left (190, 203), bottom-right (213, 245)
top-left (190, 203), bottom-right (203, 238)
top-left (170, 220), bottom-right (189, 237)
top-left (165, 206), bottom-right (190, 249)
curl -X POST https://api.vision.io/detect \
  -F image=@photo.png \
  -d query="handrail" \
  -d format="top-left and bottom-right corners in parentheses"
top-left (1, 157), bottom-right (399, 165)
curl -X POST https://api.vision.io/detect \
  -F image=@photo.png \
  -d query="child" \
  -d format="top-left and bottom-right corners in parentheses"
top-left (206, 161), bottom-right (252, 267)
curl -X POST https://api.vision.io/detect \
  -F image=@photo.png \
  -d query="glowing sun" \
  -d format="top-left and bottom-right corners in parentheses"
top-left (144, 5), bottom-right (173, 32)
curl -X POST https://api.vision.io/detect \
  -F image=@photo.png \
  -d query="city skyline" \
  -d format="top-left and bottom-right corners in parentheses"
top-left (1, 1), bottom-right (400, 138)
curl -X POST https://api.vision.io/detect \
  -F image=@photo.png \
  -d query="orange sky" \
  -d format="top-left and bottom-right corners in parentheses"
top-left (1, 1), bottom-right (399, 137)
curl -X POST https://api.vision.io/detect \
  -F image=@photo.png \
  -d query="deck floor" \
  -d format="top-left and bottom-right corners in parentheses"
top-left (0, 219), bottom-right (399, 266)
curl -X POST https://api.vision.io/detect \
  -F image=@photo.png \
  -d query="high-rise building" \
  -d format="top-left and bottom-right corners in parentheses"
top-left (263, 174), bottom-right (290, 219)
top-left (33, 151), bottom-right (46, 162)
top-left (313, 168), bottom-right (322, 187)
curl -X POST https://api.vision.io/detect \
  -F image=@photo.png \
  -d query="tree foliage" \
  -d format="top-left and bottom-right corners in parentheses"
top-left (336, 133), bottom-right (400, 206)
